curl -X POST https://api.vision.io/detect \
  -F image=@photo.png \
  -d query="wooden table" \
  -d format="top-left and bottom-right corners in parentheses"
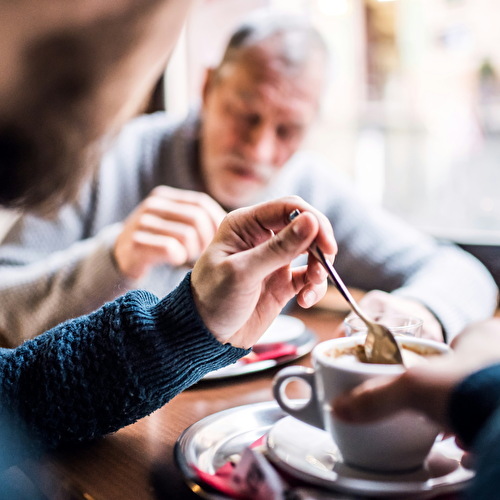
top-left (26, 305), bottom-right (348, 500)
top-left (25, 293), bottom-right (482, 500)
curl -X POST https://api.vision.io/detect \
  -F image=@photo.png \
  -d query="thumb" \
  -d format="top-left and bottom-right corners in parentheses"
top-left (239, 212), bottom-right (319, 281)
top-left (333, 375), bottom-right (408, 424)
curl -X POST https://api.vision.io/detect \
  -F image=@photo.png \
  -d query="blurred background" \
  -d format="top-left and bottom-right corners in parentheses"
top-left (163, 0), bottom-right (500, 283)
top-left (2, 0), bottom-right (498, 280)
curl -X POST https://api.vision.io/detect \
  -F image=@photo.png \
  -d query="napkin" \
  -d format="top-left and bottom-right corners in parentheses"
top-left (241, 343), bottom-right (298, 364)
top-left (192, 435), bottom-right (287, 499)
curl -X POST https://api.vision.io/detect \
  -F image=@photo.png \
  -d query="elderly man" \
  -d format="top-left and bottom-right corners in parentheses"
top-left (0, 11), bottom-right (497, 347)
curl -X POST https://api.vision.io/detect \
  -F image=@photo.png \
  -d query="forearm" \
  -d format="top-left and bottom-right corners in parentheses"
top-left (0, 225), bottom-right (132, 345)
top-left (392, 245), bottom-right (498, 342)
top-left (0, 273), bottom-right (247, 460)
top-left (331, 207), bottom-right (496, 340)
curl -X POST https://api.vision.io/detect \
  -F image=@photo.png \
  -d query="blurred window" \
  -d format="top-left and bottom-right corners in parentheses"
top-left (164, 0), bottom-right (500, 246)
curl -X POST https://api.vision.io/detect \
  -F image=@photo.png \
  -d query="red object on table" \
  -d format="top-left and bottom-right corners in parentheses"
top-left (241, 343), bottom-right (297, 364)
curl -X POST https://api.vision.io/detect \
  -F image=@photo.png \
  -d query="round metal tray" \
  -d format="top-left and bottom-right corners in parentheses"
top-left (175, 401), bottom-right (473, 499)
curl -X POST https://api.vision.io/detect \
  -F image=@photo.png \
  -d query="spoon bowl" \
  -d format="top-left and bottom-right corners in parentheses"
top-left (361, 319), bottom-right (403, 364)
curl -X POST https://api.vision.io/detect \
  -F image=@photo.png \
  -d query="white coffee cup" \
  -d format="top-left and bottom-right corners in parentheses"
top-left (272, 335), bottom-right (450, 473)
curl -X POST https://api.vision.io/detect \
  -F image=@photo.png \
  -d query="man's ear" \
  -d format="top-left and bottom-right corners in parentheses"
top-left (201, 67), bottom-right (216, 105)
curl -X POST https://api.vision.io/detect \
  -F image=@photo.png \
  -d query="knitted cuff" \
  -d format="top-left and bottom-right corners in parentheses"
top-left (448, 363), bottom-right (500, 448)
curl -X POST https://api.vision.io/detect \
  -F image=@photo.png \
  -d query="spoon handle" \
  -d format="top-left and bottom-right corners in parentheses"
top-left (288, 210), bottom-right (370, 324)
top-left (312, 246), bottom-right (371, 323)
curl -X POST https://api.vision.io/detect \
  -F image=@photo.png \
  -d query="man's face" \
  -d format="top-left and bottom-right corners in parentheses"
top-left (199, 49), bottom-right (323, 210)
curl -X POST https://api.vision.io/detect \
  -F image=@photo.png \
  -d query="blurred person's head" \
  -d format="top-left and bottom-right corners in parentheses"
top-left (0, 0), bottom-right (191, 214)
top-left (199, 11), bottom-right (329, 210)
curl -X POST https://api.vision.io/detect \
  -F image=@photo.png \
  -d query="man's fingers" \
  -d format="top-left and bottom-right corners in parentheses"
top-left (295, 279), bottom-right (328, 308)
top-left (236, 197), bottom-right (337, 256)
top-left (132, 231), bottom-right (189, 266)
top-left (135, 216), bottom-right (203, 259)
top-left (333, 375), bottom-right (409, 423)
top-left (140, 200), bottom-right (218, 250)
top-left (237, 211), bottom-right (320, 282)
top-left (151, 185), bottom-right (226, 223)
top-left (357, 290), bottom-right (445, 342)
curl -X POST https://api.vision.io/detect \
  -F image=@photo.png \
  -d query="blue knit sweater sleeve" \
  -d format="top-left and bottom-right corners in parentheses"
top-left (448, 364), bottom-right (500, 499)
top-left (449, 363), bottom-right (500, 448)
top-left (0, 272), bottom-right (248, 457)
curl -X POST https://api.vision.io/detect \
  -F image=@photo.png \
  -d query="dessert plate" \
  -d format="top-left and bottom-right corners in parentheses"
top-left (202, 316), bottom-right (316, 381)
top-left (256, 314), bottom-right (306, 345)
top-left (266, 416), bottom-right (474, 498)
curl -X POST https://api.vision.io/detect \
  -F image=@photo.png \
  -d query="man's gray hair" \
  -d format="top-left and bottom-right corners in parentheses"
top-left (217, 10), bottom-right (329, 74)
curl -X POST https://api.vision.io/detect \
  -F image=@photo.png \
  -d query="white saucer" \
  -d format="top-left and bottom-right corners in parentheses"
top-left (256, 315), bottom-right (305, 345)
top-left (266, 416), bottom-right (474, 498)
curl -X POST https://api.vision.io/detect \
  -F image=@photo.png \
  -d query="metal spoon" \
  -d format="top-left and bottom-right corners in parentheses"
top-left (289, 209), bottom-right (403, 365)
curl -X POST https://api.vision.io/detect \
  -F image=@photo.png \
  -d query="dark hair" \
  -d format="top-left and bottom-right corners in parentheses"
top-left (0, 1), bottom-right (162, 214)
top-left (0, 30), bottom-right (104, 214)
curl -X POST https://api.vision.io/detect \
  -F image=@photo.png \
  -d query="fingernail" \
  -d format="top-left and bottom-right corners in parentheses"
top-left (291, 215), bottom-right (309, 239)
top-left (303, 289), bottom-right (317, 307)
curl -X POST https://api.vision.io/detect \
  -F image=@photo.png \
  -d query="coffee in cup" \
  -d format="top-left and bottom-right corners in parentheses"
top-left (328, 339), bottom-right (434, 367)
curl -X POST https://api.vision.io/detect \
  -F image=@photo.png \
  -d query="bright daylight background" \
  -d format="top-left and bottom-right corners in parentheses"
top-left (1, 0), bottom-right (498, 280)
top-left (165, 0), bottom-right (500, 248)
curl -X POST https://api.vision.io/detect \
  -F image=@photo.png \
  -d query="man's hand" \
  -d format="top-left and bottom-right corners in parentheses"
top-left (191, 196), bottom-right (337, 348)
top-left (114, 186), bottom-right (226, 280)
top-left (333, 318), bottom-right (500, 432)
top-left (346, 290), bottom-right (444, 342)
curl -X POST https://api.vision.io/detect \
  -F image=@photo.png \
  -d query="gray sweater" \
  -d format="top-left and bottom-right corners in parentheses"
top-left (0, 111), bottom-right (497, 345)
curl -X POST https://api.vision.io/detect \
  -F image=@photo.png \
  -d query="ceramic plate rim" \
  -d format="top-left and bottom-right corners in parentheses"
top-left (201, 327), bottom-right (316, 381)
top-left (256, 314), bottom-right (306, 345)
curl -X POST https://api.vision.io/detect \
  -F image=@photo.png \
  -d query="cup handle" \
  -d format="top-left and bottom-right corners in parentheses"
top-left (272, 366), bottom-right (323, 429)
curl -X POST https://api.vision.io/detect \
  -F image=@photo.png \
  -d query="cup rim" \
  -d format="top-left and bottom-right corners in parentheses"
top-left (313, 336), bottom-right (450, 374)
